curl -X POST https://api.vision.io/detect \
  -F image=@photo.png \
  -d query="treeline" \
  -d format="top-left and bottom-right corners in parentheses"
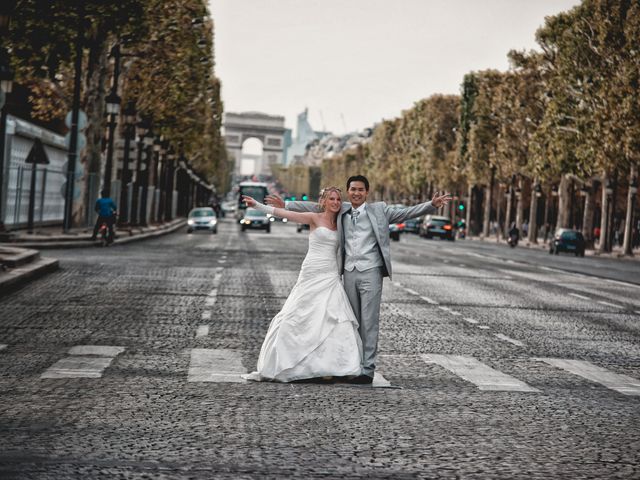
top-left (7, 0), bottom-right (229, 221)
top-left (321, 0), bottom-right (639, 253)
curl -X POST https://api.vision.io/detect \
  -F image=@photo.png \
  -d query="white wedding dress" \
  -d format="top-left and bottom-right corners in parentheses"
top-left (245, 227), bottom-right (363, 382)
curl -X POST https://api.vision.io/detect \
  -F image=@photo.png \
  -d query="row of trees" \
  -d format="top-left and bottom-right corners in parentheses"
top-left (320, 0), bottom-right (639, 253)
top-left (7, 0), bottom-right (229, 225)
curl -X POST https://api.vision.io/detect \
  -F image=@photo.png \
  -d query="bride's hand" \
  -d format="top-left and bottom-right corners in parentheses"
top-left (265, 194), bottom-right (285, 209)
top-left (242, 195), bottom-right (256, 207)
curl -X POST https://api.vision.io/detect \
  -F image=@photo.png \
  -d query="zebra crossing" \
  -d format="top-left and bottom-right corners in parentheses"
top-left (2, 343), bottom-right (638, 396)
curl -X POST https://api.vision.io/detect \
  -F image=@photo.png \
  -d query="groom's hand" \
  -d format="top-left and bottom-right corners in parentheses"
top-left (431, 191), bottom-right (452, 208)
top-left (265, 194), bottom-right (285, 209)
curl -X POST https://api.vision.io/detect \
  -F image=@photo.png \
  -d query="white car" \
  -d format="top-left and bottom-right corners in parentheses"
top-left (187, 207), bottom-right (218, 234)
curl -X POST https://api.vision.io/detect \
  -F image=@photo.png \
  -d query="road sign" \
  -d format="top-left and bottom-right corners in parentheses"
top-left (65, 110), bottom-right (88, 130)
top-left (64, 132), bottom-right (87, 152)
top-left (24, 138), bottom-right (50, 165)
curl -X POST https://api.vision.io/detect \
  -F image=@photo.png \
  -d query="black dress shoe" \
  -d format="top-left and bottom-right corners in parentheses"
top-left (291, 376), bottom-right (335, 384)
top-left (346, 374), bottom-right (373, 385)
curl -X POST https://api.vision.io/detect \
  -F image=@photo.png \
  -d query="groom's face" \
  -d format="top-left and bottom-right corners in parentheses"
top-left (347, 181), bottom-right (368, 208)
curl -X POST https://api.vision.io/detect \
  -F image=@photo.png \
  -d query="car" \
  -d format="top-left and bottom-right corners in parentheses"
top-left (389, 222), bottom-right (405, 241)
top-left (296, 223), bottom-right (310, 233)
top-left (240, 208), bottom-right (271, 233)
top-left (221, 201), bottom-right (236, 216)
top-left (403, 217), bottom-right (421, 234)
top-left (187, 207), bottom-right (217, 234)
top-left (550, 228), bottom-right (585, 256)
top-left (419, 215), bottom-right (455, 241)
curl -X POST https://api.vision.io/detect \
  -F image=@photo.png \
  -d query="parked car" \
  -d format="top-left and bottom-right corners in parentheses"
top-left (419, 215), bottom-right (455, 241)
top-left (240, 208), bottom-right (271, 233)
top-left (296, 223), bottom-right (310, 233)
top-left (187, 207), bottom-right (217, 234)
top-left (221, 200), bottom-right (236, 215)
top-left (550, 228), bottom-right (585, 256)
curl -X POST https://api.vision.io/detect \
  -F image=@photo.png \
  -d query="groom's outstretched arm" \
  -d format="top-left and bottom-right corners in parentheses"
top-left (266, 194), bottom-right (319, 213)
top-left (385, 192), bottom-right (452, 223)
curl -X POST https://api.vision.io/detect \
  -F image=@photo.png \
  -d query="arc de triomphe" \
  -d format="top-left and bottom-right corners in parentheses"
top-left (223, 112), bottom-right (286, 177)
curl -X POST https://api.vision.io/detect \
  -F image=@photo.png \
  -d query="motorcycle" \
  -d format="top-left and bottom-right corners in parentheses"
top-left (98, 216), bottom-right (116, 247)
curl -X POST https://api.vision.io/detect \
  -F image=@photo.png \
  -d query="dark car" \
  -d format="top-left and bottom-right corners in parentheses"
top-left (389, 222), bottom-right (405, 241)
top-left (403, 217), bottom-right (421, 234)
top-left (419, 215), bottom-right (455, 241)
top-left (296, 223), bottom-right (310, 233)
top-left (550, 228), bottom-right (585, 256)
top-left (240, 208), bottom-right (271, 233)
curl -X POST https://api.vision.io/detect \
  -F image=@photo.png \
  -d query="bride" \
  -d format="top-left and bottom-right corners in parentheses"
top-left (242, 187), bottom-right (362, 383)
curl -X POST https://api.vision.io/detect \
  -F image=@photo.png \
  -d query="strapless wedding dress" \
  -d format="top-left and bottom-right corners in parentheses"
top-left (245, 227), bottom-right (362, 382)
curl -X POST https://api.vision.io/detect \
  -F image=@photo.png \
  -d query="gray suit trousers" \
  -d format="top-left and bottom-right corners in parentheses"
top-left (343, 267), bottom-right (384, 377)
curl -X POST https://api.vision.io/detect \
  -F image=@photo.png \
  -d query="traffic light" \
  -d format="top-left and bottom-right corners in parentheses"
top-left (458, 204), bottom-right (465, 212)
top-left (290, 196), bottom-right (297, 201)
top-left (301, 193), bottom-right (308, 201)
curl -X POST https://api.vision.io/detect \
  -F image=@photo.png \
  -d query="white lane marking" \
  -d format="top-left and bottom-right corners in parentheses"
top-left (568, 293), bottom-right (591, 300)
top-left (205, 297), bottom-right (217, 307)
top-left (422, 354), bottom-right (538, 392)
top-left (0, 344), bottom-right (7, 351)
top-left (392, 282), bottom-right (403, 288)
top-left (195, 325), bottom-right (210, 338)
top-left (636, 311), bottom-right (640, 315)
top-left (438, 306), bottom-right (452, 313)
top-left (603, 278), bottom-right (640, 289)
top-left (538, 358), bottom-right (640, 396)
top-left (478, 325), bottom-right (490, 330)
top-left (458, 264), bottom-right (466, 267)
top-left (405, 288), bottom-right (419, 296)
top-left (494, 333), bottom-right (524, 347)
top-left (217, 260), bottom-right (226, 264)
top-left (420, 296), bottom-right (439, 305)
top-left (597, 300), bottom-right (624, 309)
top-left (187, 348), bottom-right (247, 383)
top-left (68, 345), bottom-right (125, 357)
top-left (201, 311), bottom-right (212, 320)
top-left (464, 318), bottom-right (478, 325)
top-left (41, 345), bottom-right (125, 379)
top-left (448, 310), bottom-right (462, 316)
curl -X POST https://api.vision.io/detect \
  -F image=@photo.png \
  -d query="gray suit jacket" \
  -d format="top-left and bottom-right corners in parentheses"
top-left (287, 200), bottom-right (437, 279)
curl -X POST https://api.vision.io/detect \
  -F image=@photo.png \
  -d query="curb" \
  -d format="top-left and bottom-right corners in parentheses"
top-left (0, 256), bottom-right (59, 297)
top-left (1, 219), bottom-right (187, 249)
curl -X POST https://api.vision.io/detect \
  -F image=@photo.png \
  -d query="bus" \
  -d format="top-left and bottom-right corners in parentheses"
top-left (237, 181), bottom-right (269, 218)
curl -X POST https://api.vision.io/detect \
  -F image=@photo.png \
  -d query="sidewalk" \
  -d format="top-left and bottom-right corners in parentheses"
top-left (0, 218), bottom-right (186, 296)
top-left (465, 232), bottom-right (640, 261)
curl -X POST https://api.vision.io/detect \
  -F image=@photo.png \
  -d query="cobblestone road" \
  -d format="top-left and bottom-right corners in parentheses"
top-left (1, 218), bottom-right (639, 479)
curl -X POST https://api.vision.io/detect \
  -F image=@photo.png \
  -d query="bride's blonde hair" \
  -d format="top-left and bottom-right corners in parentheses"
top-left (318, 186), bottom-right (342, 212)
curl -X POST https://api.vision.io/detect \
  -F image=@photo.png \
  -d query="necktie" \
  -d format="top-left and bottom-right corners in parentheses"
top-left (351, 209), bottom-right (360, 225)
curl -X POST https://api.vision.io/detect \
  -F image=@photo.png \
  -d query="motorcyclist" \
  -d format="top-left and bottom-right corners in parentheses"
top-left (508, 222), bottom-right (519, 246)
top-left (91, 190), bottom-right (117, 243)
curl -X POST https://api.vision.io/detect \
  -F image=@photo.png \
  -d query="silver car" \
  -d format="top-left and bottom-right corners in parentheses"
top-left (187, 207), bottom-right (218, 234)
top-left (240, 208), bottom-right (271, 233)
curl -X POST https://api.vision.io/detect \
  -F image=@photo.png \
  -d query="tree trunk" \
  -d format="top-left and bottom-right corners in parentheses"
top-left (597, 171), bottom-right (610, 254)
top-left (622, 165), bottom-right (637, 256)
top-left (581, 180), bottom-right (594, 248)
top-left (465, 184), bottom-right (473, 236)
top-left (495, 184), bottom-right (502, 242)
top-left (515, 176), bottom-right (525, 236)
top-left (503, 186), bottom-right (513, 239)
top-left (528, 178), bottom-right (539, 244)
top-left (482, 184), bottom-right (491, 238)
top-left (556, 174), bottom-right (571, 229)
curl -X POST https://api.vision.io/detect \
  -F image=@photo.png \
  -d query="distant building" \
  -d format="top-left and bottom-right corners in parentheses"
top-left (284, 108), bottom-right (330, 166)
top-left (223, 112), bottom-right (286, 177)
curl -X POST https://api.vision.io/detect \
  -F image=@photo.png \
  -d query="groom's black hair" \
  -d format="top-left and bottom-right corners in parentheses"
top-left (347, 175), bottom-right (369, 191)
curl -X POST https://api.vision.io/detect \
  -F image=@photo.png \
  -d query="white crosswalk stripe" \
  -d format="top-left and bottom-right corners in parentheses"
top-left (187, 348), bottom-right (246, 383)
top-left (195, 325), bottom-right (210, 338)
top-left (538, 358), bottom-right (640, 396)
top-left (0, 344), bottom-right (7, 351)
top-left (41, 345), bottom-right (125, 379)
top-left (422, 354), bottom-right (538, 392)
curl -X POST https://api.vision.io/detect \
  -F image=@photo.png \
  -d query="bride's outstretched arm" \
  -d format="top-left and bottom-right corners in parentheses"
top-left (243, 196), bottom-right (317, 226)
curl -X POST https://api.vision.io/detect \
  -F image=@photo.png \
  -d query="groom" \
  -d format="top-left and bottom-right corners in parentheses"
top-left (267, 175), bottom-right (451, 384)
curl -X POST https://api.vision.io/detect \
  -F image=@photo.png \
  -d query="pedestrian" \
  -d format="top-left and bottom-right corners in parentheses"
top-left (91, 190), bottom-right (117, 243)
top-left (522, 220), bottom-right (529, 238)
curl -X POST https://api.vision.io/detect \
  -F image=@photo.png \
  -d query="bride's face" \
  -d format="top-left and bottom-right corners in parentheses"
top-left (324, 191), bottom-right (342, 214)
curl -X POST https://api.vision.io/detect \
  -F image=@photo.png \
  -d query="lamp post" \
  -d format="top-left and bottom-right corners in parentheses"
top-left (118, 102), bottom-right (136, 224)
top-left (130, 118), bottom-right (149, 225)
top-left (151, 136), bottom-right (161, 223)
top-left (0, 44), bottom-right (13, 231)
top-left (157, 140), bottom-right (168, 223)
top-left (164, 148), bottom-right (176, 221)
top-left (139, 129), bottom-right (154, 226)
top-left (103, 88), bottom-right (121, 196)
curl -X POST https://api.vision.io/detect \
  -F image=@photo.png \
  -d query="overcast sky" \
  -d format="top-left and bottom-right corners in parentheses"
top-left (208, 0), bottom-right (581, 136)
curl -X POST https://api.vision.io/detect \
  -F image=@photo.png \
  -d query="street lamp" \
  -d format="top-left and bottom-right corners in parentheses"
top-left (139, 129), bottom-right (154, 225)
top-left (0, 47), bottom-right (13, 231)
top-left (102, 89), bottom-right (121, 196)
top-left (118, 101), bottom-right (136, 224)
top-left (535, 183), bottom-right (543, 198)
top-left (130, 117), bottom-right (149, 225)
